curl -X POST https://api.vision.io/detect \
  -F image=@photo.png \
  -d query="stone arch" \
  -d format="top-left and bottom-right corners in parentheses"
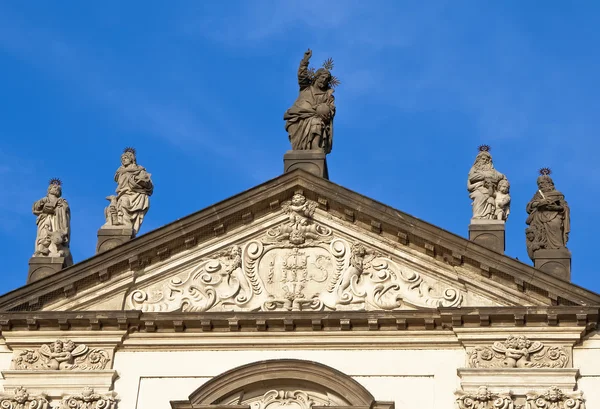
top-left (170, 359), bottom-right (394, 409)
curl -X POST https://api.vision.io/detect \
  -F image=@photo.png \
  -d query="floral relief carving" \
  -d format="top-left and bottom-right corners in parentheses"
top-left (456, 386), bottom-right (514, 409)
top-left (0, 386), bottom-right (49, 409)
top-left (526, 386), bottom-right (585, 409)
top-left (468, 335), bottom-right (569, 369)
top-left (249, 390), bottom-right (329, 409)
top-left (60, 387), bottom-right (117, 409)
top-left (12, 340), bottom-right (110, 371)
top-left (128, 193), bottom-right (463, 312)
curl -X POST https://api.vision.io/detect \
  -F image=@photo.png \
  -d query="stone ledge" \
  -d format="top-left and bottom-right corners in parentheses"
top-left (1, 369), bottom-right (118, 398)
top-left (457, 367), bottom-right (579, 395)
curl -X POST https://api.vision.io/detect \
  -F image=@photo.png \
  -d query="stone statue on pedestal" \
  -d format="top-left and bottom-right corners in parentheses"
top-left (467, 145), bottom-right (510, 221)
top-left (32, 179), bottom-right (72, 265)
top-left (100, 148), bottom-right (153, 237)
top-left (283, 49), bottom-right (339, 154)
top-left (525, 168), bottom-right (570, 258)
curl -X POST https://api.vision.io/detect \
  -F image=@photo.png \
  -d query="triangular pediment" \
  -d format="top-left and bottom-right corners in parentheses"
top-left (1, 170), bottom-right (598, 312)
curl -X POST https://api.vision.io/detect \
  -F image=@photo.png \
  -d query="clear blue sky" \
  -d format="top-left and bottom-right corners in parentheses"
top-left (1, 1), bottom-right (599, 295)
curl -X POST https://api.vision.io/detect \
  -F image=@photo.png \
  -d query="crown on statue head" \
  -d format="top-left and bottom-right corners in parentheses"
top-left (48, 178), bottom-right (62, 186)
top-left (123, 147), bottom-right (136, 156)
top-left (539, 167), bottom-right (552, 176)
top-left (308, 57), bottom-right (341, 88)
top-left (478, 144), bottom-right (491, 153)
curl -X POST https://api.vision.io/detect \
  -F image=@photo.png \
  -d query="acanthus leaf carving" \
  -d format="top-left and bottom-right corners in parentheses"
top-left (128, 193), bottom-right (463, 312)
top-left (456, 386), bottom-right (514, 409)
top-left (12, 340), bottom-right (110, 371)
top-left (526, 386), bottom-right (585, 409)
top-left (468, 335), bottom-right (569, 369)
top-left (0, 386), bottom-right (49, 409)
top-left (60, 387), bottom-right (117, 409)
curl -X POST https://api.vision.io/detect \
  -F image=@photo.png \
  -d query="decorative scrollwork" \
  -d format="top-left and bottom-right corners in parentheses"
top-left (0, 387), bottom-right (48, 409)
top-left (526, 386), bottom-right (585, 409)
top-left (60, 387), bottom-right (117, 409)
top-left (456, 386), bottom-right (514, 409)
top-left (467, 335), bottom-right (569, 369)
top-left (12, 340), bottom-right (109, 371)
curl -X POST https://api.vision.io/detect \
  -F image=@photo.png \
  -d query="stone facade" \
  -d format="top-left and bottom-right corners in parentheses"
top-left (0, 170), bottom-right (598, 409)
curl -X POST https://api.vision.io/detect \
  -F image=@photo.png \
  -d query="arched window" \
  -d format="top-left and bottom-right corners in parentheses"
top-left (170, 359), bottom-right (394, 409)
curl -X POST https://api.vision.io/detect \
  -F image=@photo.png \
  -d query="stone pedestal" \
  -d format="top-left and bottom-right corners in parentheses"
top-left (96, 227), bottom-right (134, 253)
top-left (468, 219), bottom-right (505, 254)
top-left (533, 248), bottom-right (571, 281)
top-left (27, 257), bottom-right (66, 283)
top-left (283, 150), bottom-right (329, 179)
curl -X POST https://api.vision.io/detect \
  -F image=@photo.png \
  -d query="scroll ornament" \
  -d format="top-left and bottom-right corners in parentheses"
top-left (60, 387), bottom-right (117, 409)
top-left (526, 386), bottom-right (585, 409)
top-left (129, 193), bottom-right (462, 312)
top-left (12, 340), bottom-right (110, 371)
top-left (249, 390), bottom-right (329, 409)
top-left (0, 386), bottom-right (49, 409)
top-left (456, 386), bottom-right (514, 409)
top-left (468, 335), bottom-right (568, 369)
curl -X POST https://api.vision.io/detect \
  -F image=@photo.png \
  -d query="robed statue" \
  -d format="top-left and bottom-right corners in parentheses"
top-left (467, 146), bottom-right (510, 221)
top-left (284, 49), bottom-right (339, 154)
top-left (101, 148), bottom-right (153, 236)
top-left (32, 179), bottom-right (73, 265)
top-left (525, 168), bottom-right (570, 260)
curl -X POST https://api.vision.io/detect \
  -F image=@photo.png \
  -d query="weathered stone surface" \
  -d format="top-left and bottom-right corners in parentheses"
top-left (99, 148), bottom-right (153, 237)
top-left (32, 178), bottom-right (73, 266)
top-left (28, 256), bottom-right (67, 283)
top-left (11, 339), bottom-right (110, 371)
top-left (284, 49), bottom-right (338, 155)
top-left (128, 192), bottom-right (462, 312)
top-left (467, 146), bottom-right (510, 221)
top-left (0, 387), bottom-right (48, 409)
top-left (533, 248), bottom-right (572, 281)
top-left (526, 386), bottom-right (585, 409)
top-left (455, 386), bottom-right (514, 409)
top-left (96, 227), bottom-right (134, 254)
top-left (526, 168), bottom-right (570, 257)
top-left (60, 387), bottom-right (117, 409)
top-left (283, 150), bottom-right (329, 179)
top-left (469, 219), bottom-right (505, 253)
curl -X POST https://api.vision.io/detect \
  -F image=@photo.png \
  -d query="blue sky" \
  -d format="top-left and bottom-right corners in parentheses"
top-left (1, 1), bottom-right (599, 295)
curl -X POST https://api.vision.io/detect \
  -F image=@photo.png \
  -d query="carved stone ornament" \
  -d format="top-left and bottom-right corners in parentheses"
top-left (12, 340), bottom-right (110, 371)
top-left (455, 386), bottom-right (514, 409)
top-left (247, 390), bottom-right (331, 409)
top-left (128, 192), bottom-right (462, 312)
top-left (526, 386), bottom-right (585, 409)
top-left (468, 335), bottom-right (568, 369)
top-left (60, 387), bottom-right (117, 409)
top-left (0, 386), bottom-right (49, 409)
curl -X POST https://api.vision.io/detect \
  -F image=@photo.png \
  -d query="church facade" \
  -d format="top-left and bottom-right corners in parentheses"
top-left (0, 170), bottom-right (598, 408)
top-left (0, 50), bottom-right (598, 409)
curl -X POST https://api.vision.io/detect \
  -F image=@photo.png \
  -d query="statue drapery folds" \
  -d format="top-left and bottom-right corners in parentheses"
top-left (32, 179), bottom-right (73, 265)
top-left (101, 148), bottom-right (153, 236)
top-left (284, 49), bottom-right (339, 154)
top-left (525, 168), bottom-right (570, 259)
top-left (467, 146), bottom-right (510, 221)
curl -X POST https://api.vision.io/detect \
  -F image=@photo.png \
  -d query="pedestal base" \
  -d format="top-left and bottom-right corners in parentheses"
top-left (468, 219), bottom-right (505, 254)
top-left (283, 150), bottom-right (329, 179)
top-left (533, 248), bottom-right (571, 281)
top-left (27, 257), bottom-right (66, 283)
top-left (96, 228), bottom-right (134, 253)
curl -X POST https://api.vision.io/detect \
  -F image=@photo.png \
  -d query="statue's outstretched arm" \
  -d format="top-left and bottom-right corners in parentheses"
top-left (298, 49), bottom-right (312, 89)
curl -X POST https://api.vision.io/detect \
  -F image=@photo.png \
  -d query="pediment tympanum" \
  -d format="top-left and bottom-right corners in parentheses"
top-left (127, 192), bottom-right (464, 312)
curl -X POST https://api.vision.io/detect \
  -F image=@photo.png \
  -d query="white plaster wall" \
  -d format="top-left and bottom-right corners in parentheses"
top-left (574, 331), bottom-right (600, 409)
top-left (113, 349), bottom-right (464, 409)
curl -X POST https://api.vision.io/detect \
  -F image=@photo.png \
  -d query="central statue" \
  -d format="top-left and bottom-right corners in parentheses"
top-left (284, 49), bottom-right (339, 154)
